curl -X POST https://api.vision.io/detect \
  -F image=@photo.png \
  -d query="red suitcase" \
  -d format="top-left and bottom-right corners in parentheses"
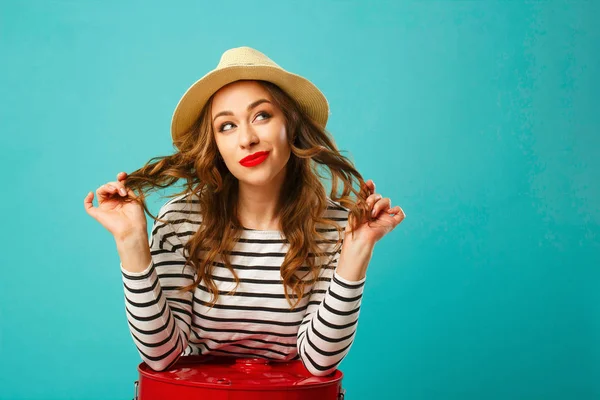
top-left (133, 355), bottom-right (346, 399)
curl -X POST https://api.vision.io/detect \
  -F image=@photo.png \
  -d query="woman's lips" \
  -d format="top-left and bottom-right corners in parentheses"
top-left (239, 151), bottom-right (270, 167)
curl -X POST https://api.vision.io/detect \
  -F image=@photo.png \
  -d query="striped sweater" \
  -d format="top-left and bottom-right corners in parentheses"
top-left (120, 193), bottom-right (367, 376)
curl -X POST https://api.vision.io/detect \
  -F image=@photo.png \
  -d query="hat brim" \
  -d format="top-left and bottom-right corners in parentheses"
top-left (170, 65), bottom-right (329, 146)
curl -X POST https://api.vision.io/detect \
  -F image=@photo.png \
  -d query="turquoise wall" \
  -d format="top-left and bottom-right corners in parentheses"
top-left (1, 1), bottom-right (598, 399)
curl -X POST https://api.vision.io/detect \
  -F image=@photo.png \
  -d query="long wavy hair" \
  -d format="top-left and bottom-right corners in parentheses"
top-left (122, 80), bottom-right (371, 309)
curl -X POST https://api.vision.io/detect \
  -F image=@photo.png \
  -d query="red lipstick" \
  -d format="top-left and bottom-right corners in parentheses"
top-left (239, 151), bottom-right (270, 167)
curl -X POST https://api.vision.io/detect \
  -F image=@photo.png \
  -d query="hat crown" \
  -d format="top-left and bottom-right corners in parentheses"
top-left (216, 46), bottom-right (281, 69)
top-left (171, 46), bottom-right (329, 144)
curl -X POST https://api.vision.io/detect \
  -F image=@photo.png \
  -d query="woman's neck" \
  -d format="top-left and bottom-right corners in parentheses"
top-left (237, 181), bottom-right (282, 231)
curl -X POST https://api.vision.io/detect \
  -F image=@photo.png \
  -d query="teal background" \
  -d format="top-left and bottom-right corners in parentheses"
top-left (1, 1), bottom-right (598, 399)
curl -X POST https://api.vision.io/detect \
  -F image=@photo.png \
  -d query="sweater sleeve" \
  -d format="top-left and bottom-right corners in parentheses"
top-left (120, 207), bottom-right (195, 371)
top-left (296, 247), bottom-right (367, 376)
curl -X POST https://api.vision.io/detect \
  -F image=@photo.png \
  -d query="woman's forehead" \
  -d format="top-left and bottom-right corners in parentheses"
top-left (211, 81), bottom-right (272, 111)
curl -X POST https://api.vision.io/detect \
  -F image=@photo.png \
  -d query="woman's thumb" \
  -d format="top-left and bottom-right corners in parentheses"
top-left (84, 191), bottom-right (99, 219)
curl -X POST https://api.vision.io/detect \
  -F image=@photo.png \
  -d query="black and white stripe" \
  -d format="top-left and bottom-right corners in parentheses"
top-left (121, 192), bottom-right (366, 375)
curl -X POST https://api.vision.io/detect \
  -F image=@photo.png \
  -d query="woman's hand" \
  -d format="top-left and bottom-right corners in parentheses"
top-left (84, 172), bottom-right (147, 241)
top-left (346, 179), bottom-right (405, 247)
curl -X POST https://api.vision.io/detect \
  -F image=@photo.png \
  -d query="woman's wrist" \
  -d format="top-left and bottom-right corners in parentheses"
top-left (115, 231), bottom-right (152, 274)
top-left (335, 235), bottom-right (374, 282)
top-left (115, 230), bottom-right (146, 250)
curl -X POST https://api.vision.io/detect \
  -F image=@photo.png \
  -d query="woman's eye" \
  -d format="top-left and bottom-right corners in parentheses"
top-left (219, 122), bottom-right (235, 132)
top-left (255, 111), bottom-right (271, 121)
top-left (218, 112), bottom-right (270, 132)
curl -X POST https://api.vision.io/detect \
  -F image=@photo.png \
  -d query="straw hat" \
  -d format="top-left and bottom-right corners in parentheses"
top-left (170, 46), bottom-right (330, 147)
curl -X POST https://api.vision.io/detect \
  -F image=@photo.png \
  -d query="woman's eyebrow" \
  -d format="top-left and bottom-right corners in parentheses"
top-left (213, 99), bottom-right (272, 122)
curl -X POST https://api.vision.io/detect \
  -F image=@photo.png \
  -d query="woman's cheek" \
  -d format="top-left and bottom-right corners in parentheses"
top-left (278, 125), bottom-right (287, 142)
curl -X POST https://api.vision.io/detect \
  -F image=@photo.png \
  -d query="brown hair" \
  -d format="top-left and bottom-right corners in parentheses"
top-left (122, 80), bottom-right (371, 309)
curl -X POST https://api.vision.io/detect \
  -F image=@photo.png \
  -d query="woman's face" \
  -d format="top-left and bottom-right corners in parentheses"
top-left (211, 80), bottom-right (290, 187)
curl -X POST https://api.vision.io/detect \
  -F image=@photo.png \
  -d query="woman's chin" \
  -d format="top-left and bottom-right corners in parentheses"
top-left (234, 171), bottom-right (274, 187)
top-left (237, 168), bottom-right (290, 189)
top-left (232, 159), bottom-right (287, 189)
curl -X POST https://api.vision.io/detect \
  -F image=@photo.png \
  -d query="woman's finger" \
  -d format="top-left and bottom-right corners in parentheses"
top-left (96, 184), bottom-right (114, 201)
top-left (96, 183), bottom-right (123, 203)
top-left (387, 205), bottom-right (402, 215)
top-left (364, 179), bottom-right (375, 195)
top-left (117, 173), bottom-right (133, 197)
top-left (389, 206), bottom-right (406, 225)
top-left (366, 193), bottom-right (382, 212)
top-left (104, 184), bottom-right (120, 198)
top-left (372, 197), bottom-right (392, 218)
top-left (84, 191), bottom-right (98, 218)
top-left (106, 181), bottom-right (128, 197)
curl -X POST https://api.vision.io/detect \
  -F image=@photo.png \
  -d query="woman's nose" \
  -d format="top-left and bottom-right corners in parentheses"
top-left (238, 124), bottom-right (259, 148)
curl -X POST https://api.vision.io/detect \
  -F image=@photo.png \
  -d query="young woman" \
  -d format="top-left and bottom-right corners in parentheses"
top-left (84, 47), bottom-right (405, 376)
